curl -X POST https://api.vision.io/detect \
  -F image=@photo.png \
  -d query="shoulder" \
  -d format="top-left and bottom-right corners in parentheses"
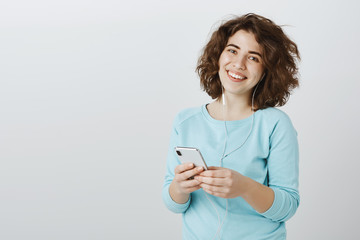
top-left (258, 107), bottom-right (292, 122)
top-left (172, 105), bottom-right (203, 128)
top-left (256, 107), bottom-right (296, 133)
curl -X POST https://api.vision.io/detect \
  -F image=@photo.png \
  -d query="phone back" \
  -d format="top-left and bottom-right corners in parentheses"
top-left (175, 147), bottom-right (208, 170)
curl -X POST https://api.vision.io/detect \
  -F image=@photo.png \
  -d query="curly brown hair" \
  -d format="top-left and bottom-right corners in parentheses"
top-left (196, 13), bottom-right (300, 110)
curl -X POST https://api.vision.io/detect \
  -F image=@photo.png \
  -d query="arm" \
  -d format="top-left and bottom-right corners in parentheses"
top-left (261, 112), bottom-right (300, 222)
top-left (162, 113), bottom-right (204, 213)
top-left (195, 166), bottom-right (274, 213)
top-left (196, 112), bottom-right (299, 221)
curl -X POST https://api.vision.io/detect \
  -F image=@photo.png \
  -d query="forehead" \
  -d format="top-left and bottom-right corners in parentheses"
top-left (227, 30), bottom-right (262, 53)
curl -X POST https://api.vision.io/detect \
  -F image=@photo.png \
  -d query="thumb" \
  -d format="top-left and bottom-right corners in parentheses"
top-left (207, 166), bottom-right (223, 170)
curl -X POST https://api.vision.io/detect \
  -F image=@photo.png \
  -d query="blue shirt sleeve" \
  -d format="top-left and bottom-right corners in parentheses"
top-left (162, 114), bottom-right (191, 213)
top-left (260, 112), bottom-right (300, 222)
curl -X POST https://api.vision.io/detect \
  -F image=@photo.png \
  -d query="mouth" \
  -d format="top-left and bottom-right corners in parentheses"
top-left (227, 70), bottom-right (247, 82)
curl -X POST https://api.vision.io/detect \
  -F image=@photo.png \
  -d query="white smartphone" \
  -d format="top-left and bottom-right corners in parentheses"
top-left (174, 147), bottom-right (208, 170)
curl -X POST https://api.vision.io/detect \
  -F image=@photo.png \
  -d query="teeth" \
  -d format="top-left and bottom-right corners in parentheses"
top-left (228, 71), bottom-right (246, 80)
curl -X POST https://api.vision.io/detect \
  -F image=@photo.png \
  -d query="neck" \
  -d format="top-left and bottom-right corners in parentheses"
top-left (222, 92), bottom-right (252, 110)
top-left (213, 92), bottom-right (254, 121)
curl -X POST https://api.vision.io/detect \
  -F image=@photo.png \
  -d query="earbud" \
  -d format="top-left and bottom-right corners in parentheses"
top-left (222, 92), bottom-right (226, 106)
top-left (260, 73), bottom-right (266, 82)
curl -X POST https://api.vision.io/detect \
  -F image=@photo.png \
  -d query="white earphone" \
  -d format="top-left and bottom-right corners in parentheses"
top-left (208, 72), bottom-right (266, 239)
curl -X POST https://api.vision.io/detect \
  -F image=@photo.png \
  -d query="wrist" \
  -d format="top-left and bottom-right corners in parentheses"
top-left (169, 181), bottom-right (190, 204)
top-left (239, 177), bottom-right (275, 213)
top-left (239, 175), bottom-right (253, 198)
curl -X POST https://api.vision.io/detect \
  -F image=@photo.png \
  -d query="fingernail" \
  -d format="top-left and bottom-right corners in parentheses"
top-left (197, 166), bottom-right (203, 171)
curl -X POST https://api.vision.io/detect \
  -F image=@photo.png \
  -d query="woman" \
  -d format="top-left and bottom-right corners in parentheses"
top-left (162, 13), bottom-right (300, 239)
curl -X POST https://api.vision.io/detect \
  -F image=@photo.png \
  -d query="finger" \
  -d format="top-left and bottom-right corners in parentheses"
top-left (181, 179), bottom-right (201, 188)
top-left (207, 166), bottom-right (222, 170)
top-left (199, 169), bottom-right (229, 178)
top-left (202, 188), bottom-right (225, 198)
top-left (186, 186), bottom-right (201, 193)
top-left (181, 166), bottom-right (204, 180)
top-left (174, 163), bottom-right (194, 174)
top-left (194, 176), bottom-right (227, 186)
top-left (200, 183), bottom-right (229, 194)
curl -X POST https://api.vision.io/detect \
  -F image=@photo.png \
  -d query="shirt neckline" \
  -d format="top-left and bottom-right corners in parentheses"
top-left (201, 104), bottom-right (259, 126)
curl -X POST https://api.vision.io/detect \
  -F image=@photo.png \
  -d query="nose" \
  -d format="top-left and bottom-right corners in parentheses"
top-left (232, 54), bottom-right (246, 70)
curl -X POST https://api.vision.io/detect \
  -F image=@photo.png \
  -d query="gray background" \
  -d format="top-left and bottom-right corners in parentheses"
top-left (1, 0), bottom-right (359, 239)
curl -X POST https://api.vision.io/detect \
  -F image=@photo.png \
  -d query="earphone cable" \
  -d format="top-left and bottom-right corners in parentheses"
top-left (221, 80), bottom-right (260, 159)
top-left (208, 80), bottom-right (262, 239)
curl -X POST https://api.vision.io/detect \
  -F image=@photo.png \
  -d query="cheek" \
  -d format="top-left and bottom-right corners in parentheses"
top-left (218, 53), bottom-right (231, 67)
top-left (250, 65), bottom-right (264, 79)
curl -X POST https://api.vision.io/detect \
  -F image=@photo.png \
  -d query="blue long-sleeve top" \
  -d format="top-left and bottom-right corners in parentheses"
top-left (162, 105), bottom-right (300, 240)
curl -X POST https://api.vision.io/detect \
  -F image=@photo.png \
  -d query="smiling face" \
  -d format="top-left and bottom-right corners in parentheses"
top-left (218, 30), bottom-right (265, 101)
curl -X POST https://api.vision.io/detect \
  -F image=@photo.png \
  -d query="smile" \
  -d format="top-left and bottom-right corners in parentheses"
top-left (227, 71), bottom-right (247, 82)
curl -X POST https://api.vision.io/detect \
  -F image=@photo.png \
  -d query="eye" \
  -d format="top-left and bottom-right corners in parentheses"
top-left (249, 56), bottom-right (259, 62)
top-left (227, 49), bottom-right (237, 54)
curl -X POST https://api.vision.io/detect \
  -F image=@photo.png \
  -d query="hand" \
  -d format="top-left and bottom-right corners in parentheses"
top-left (195, 166), bottom-right (249, 199)
top-left (173, 163), bottom-right (204, 194)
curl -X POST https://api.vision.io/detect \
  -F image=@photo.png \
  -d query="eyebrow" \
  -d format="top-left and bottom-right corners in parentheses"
top-left (226, 44), bottom-right (262, 58)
